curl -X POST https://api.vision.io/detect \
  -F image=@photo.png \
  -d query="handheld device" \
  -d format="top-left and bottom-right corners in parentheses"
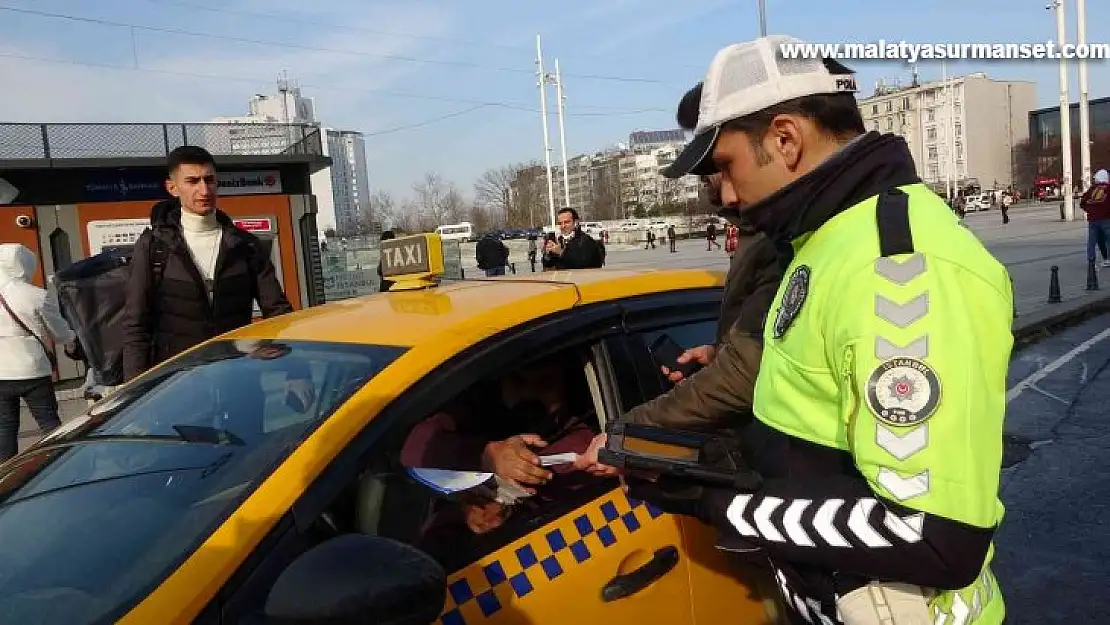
top-left (649, 334), bottom-right (702, 379)
top-left (596, 422), bottom-right (758, 489)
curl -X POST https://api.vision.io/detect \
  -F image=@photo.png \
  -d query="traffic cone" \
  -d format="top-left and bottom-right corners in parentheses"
top-left (1087, 261), bottom-right (1099, 291)
top-left (1048, 266), bottom-right (1062, 303)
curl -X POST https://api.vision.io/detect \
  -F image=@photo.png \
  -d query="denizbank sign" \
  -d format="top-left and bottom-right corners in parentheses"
top-left (218, 170), bottom-right (283, 196)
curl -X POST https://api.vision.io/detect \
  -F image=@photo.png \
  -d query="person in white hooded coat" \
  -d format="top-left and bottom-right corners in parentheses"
top-left (0, 243), bottom-right (76, 461)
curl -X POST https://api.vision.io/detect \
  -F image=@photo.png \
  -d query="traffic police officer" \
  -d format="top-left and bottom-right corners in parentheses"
top-left (629, 36), bottom-right (1013, 624)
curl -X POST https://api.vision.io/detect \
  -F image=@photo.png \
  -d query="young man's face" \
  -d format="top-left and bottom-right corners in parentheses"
top-left (556, 211), bottom-right (576, 235)
top-left (166, 163), bottom-right (218, 215)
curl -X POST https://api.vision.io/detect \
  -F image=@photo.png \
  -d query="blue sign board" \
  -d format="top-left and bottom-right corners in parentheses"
top-left (82, 171), bottom-right (168, 202)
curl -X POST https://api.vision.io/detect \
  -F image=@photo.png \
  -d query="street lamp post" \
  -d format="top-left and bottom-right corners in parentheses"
top-left (1051, 0), bottom-right (1075, 221)
top-left (758, 0), bottom-right (767, 36)
top-left (1077, 0), bottom-right (1092, 192)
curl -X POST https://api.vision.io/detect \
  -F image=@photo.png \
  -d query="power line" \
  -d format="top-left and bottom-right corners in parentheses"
top-left (0, 4), bottom-right (671, 85)
top-left (0, 51), bottom-right (668, 123)
top-left (143, 0), bottom-right (530, 52)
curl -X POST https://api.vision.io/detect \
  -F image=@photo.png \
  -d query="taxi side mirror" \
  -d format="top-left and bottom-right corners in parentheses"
top-left (264, 534), bottom-right (445, 624)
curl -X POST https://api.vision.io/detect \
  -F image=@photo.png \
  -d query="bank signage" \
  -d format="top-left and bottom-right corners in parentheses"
top-left (218, 171), bottom-right (282, 196)
top-left (83, 172), bottom-right (167, 202)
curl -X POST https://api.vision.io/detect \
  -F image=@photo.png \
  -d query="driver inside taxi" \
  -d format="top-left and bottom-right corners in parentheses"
top-left (400, 354), bottom-right (609, 537)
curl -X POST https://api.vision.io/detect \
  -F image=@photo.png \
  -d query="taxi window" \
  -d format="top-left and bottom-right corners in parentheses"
top-left (0, 339), bottom-right (403, 625)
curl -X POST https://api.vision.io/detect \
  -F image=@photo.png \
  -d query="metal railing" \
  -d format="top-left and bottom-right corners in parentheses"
top-left (0, 122), bottom-right (325, 161)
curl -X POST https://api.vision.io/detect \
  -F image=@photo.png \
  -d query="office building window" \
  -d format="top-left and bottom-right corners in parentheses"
top-left (872, 105), bottom-right (878, 114)
top-left (927, 128), bottom-right (937, 141)
top-left (927, 109), bottom-right (935, 122)
top-left (955, 123), bottom-right (962, 136)
top-left (928, 146), bottom-right (938, 160)
top-left (887, 101), bottom-right (893, 112)
top-left (903, 97), bottom-right (911, 110)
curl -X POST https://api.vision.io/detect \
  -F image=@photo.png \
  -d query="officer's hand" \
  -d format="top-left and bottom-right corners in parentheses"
top-left (482, 434), bottom-right (553, 489)
top-left (577, 434), bottom-right (622, 477)
top-left (623, 474), bottom-right (708, 521)
top-left (661, 345), bottom-right (716, 382)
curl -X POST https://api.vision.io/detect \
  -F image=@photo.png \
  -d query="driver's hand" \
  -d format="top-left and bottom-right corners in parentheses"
top-left (482, 434), bottom-right (552, 489)
top-left (545, 241), bottom-right (563, 255)
top-left (465, 501), bottom-right (509, 534)
top-left (661, 345), bottom-right (716, 382)
top-left (285, 378), bottom-right (315, 412)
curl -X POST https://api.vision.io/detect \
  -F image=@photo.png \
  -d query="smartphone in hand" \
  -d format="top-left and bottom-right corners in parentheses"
top-left (649, 334), bottom-right (701, 379)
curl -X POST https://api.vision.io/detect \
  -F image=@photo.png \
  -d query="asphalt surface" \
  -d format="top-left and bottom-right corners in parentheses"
top-left (996, 311), bottom-right (1110, 624)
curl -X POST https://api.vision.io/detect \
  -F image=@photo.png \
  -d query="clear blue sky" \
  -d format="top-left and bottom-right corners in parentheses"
top-left (1, 0), bottom-right (1107, 200)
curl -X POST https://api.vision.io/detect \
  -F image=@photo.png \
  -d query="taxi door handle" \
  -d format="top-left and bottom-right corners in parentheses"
top-left (600, 546), bottom-right (680, 602)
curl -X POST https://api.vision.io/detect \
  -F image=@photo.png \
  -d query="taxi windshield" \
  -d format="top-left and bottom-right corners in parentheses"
top-left (0, 339), bottom-right (404, 625)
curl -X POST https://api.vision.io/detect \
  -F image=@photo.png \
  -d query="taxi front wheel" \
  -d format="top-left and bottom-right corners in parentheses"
top-left (600, 545), bottom-right (680, 602)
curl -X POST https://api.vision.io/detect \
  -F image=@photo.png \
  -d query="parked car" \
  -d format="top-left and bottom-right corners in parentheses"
top-left (0, 235), bottom-right (780, 625)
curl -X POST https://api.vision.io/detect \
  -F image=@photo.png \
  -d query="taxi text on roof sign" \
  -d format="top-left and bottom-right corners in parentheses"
top-left (380, 233), bottom-right (446, 290)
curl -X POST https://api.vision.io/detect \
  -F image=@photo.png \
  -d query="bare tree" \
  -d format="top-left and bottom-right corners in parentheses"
top-left (468, 201), bottom-right (493, 233)
top-left (441, 187), bottom-right (467, 224)
top-left (474, 166), bottom-right (517, 225)
top-left (412, 172), bottom-right (449, 227)
top-left (363, 190), bottom-right (395, 233)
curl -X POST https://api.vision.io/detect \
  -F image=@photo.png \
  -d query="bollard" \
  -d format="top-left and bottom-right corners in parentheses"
top-left (1087, 261), bottom-right (1099, 291)
top-left (1047, 265), bottom-right (1062, 303)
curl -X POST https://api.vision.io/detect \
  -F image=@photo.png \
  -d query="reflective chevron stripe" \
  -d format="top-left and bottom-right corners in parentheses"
top-left (773, 567), bottom-right (840, 625)
top-left (724, 494), bottom-right (925, 549)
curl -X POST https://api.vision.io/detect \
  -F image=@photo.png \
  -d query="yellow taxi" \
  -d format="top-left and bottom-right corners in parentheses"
top-left (0, 234), bottom-right (783, 625)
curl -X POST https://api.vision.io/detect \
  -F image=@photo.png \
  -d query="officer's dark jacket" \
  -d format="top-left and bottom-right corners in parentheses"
top-left (122, 200), bottom-right (293, 381)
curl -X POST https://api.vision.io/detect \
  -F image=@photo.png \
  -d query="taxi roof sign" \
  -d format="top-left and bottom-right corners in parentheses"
top-left (380, 233), bottom-right (446, 290)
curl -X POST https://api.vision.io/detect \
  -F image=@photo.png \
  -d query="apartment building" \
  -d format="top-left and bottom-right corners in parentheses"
top-left (858, 73), bottom-right (1036, 192)
top-left (211, 79), bottom-right (372, 235)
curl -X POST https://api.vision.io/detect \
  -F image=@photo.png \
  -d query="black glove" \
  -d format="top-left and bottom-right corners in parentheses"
top-left (625, 474), bottom-right (710, 521)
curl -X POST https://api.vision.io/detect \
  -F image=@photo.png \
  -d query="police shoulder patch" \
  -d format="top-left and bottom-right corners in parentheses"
top-left (865, 357), bottom-right (941, 427)
top-left (772, 265), bottom-right (810, 339)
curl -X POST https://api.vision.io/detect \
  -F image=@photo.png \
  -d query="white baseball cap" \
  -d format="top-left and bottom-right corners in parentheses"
top-left (663, 35), bottom-right (859, 179)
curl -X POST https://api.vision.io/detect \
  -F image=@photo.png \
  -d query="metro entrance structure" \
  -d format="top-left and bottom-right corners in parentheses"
top-left (0, 121), bottom-right (332, 382)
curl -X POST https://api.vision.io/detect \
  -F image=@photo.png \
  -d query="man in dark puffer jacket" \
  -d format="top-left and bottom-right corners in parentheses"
top-left (122, 146), bottom-right (293, 381)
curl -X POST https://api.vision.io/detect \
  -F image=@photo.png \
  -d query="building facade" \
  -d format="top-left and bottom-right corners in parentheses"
top-left (212, 80), bottom-right (372, 236)
top-left (1029, 96), bottom-right (1110, 151)
top-left (858, 73), bottom-right (1036, 193)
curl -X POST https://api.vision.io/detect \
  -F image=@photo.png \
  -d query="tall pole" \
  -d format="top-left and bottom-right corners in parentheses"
top-left (554, 59), bottom-right (572, 209)
top-left (1054, 0), bottom-right (1075, 220)
top-left (758, 0), bottom-right (767, 36)
top-left (1077, 0), bottom-right (1092, 192)
top-left (942, 60), bottom-right (952, 201)
top-left (536, 35), bottom-right (557, 229)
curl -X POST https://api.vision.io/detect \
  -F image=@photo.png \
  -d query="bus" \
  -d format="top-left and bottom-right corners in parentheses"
top-left (434, 222), bottom-right (474, 242)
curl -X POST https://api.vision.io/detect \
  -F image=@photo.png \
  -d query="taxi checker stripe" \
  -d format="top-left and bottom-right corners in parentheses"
top-left (725, 495), bottom-right (923, 549)
top-left (438, 492), bottom-right (665, 625)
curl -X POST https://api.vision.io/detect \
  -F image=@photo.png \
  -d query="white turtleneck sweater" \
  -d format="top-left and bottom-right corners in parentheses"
top-left (180, 209), bottom-right (223, 301)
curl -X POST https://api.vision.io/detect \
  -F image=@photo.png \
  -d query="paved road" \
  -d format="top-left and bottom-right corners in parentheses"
top-left (997, 311), bottom-right (1110, 624)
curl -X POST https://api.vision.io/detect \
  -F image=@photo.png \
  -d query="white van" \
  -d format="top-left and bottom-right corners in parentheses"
top-left (435, 222), bottom-right (474, 242)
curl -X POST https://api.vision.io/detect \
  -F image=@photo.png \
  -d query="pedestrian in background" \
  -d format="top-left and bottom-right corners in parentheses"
top-left (527, 234), bottom-right (538, 272)
top-left (543, 208), bottom-right (604, 269)
top-left (705, 220), bottom-right (721, 251)
top-left (476, 233), bottom-right (510, 277)
top-left (1080, 169), bottom-right (1110, 269)
top-left (1000, 191), bottom-right (1012, 225)
top-left (123, 146), bottom-right (293, 382)
top-left (0, 243), bottom-right (77, 461)
top-left (667, 224), bottom-right (677, 253)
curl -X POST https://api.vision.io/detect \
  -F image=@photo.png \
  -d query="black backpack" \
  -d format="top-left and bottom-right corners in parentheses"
top-left (55, 236), bottom-right (168, 386)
